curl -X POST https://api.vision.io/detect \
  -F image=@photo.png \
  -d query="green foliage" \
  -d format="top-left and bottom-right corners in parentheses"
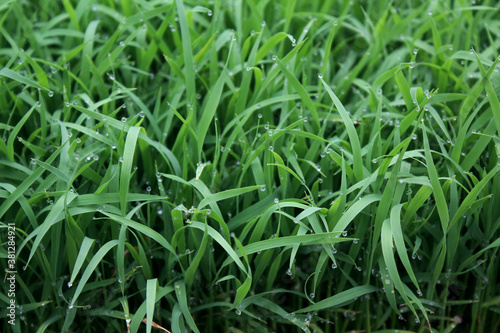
top-left (1, 0), bottom-right (500, 332)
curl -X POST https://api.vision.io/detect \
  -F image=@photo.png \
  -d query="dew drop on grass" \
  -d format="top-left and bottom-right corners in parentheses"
top-left (411, 133), bottom-right (417, 140)
top-left (260, 185), bottom-right (266, 191)
top-left (272, 55), bottom-right (277, 61)
top-left (409, 62), bottom-right (415, 69)
top-left (342, 231), bottom-right (347, 237)
top-left (286, 268), bottom-right (292, 276)
top-left (353, 239), bottom-right (359, 244)
top-left (35, 101), bottom-right (41, 107)
top-left (48, 91), bottom-right (54, 97)
top-left (268, 130), bottom-right (273, 136)
top-left (31, 158), bottom-right (36, 164)
top-left (385, 279), bottom-right (391, 285)
top-left (68, 304), bottom-right (73, 309)
top-left (119, 41), bottom-right (125, 46)
top-left (417, 290), bottom-right (423, 296)
top-left (268, 146), bottom-right (274, 151)
top-left (318, 73), bottom-right (323, 79)
top-left (139, 111), bottom-right (145, 118)
top-left (331, 248), bottom-right (337, 254)
top-left (274, 198), bottom-right (279, 204)
top-left (67, 282), bottom-right (72, 288)
top-left (301, 326), bottom-right (307, 331)
top-left (119, 157), bottom-right (124, 162)
top-left (331, 263), bottom-right (337, 269)
top-left (469, 47), bottom-right (474, 54)
top-left (207, 10), bottom-right (212, 16)
top-left (413, 48), bottom-right (418, 55)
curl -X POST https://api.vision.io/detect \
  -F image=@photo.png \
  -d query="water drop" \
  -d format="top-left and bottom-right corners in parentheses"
top-left (274, 198), bottom-right (279, 204)
top-left (48, 91), bottom-right (54, 97)
top-left (268, 146), bottom-right (274, 151)
top-left (318, 73), bottom-right (323, 79)
top-left (208, 10), bottom-right (212, 16)
top-left (469, 47), bottom-right (474, 54)
top-left (409, 62), bottom-right (416, 69)
top-left (272, 55), bottom-right (277, 61)
top-left (260, 185), bottom-right (266, 191)
top-left (67, 282), bottom-right (72, 288)
top-left (331, 263), bottom-right (337, 269)
top-left (119, 41), bottom-right (125, 47)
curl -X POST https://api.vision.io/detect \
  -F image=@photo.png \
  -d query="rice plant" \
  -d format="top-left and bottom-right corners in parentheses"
top-left (1, 0), bottom-right (500, 332)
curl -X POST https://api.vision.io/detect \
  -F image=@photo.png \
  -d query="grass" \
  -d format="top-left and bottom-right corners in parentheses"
top-left (1, 0), bottom-right (500, 332)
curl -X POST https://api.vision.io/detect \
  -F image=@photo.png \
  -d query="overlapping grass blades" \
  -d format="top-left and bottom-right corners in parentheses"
top-left (1, 1), bottom-right (500, 332)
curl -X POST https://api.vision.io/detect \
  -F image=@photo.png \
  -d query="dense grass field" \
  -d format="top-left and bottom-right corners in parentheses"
top-left (1, 0), bottom-right (500, 332)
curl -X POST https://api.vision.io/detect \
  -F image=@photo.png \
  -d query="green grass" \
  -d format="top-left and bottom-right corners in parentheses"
top-left (1, 0), bottom-right (500, 332)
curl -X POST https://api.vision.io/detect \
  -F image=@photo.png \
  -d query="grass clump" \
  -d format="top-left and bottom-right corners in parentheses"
top-left (1, 0), bottom-right (500, 332)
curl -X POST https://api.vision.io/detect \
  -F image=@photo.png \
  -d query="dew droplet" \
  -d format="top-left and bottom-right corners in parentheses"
top-left (260, 185), bottom-right (266, 191)
top-left (48, 91), bottom-right (54, 97)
